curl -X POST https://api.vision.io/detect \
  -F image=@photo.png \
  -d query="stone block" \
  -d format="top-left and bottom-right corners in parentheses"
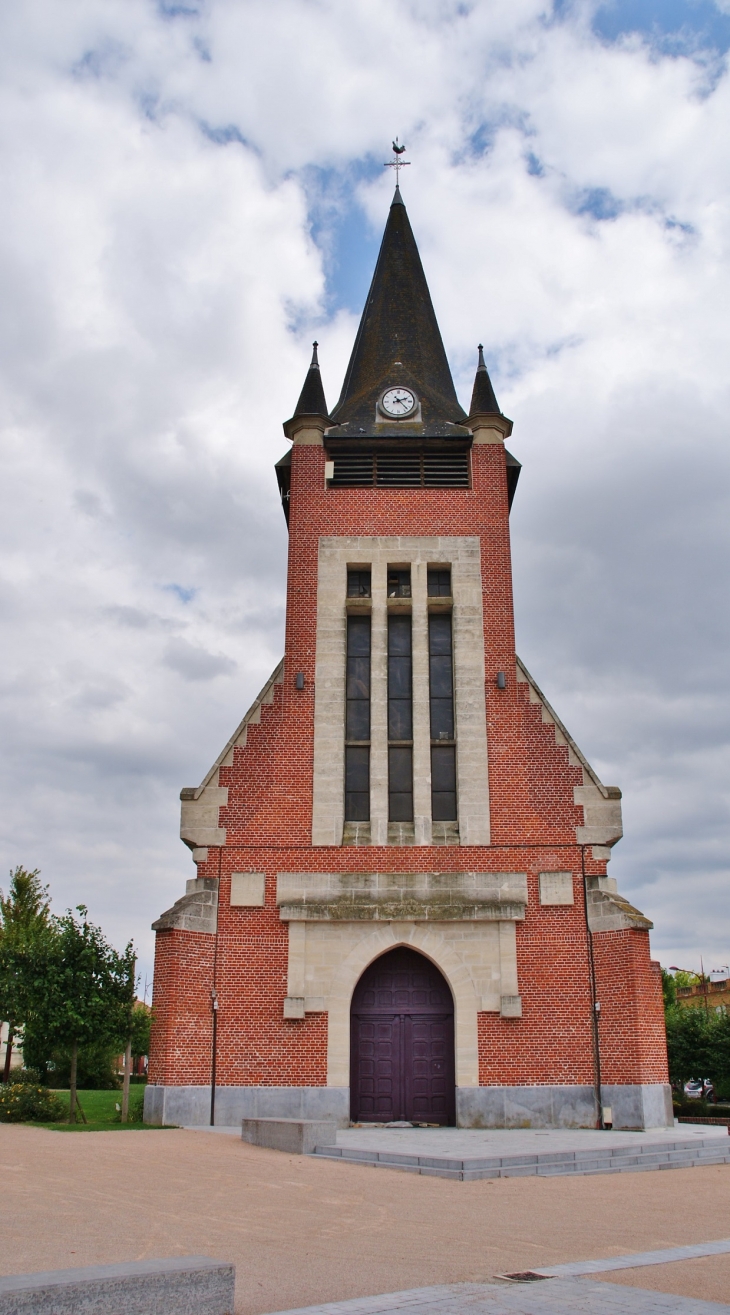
top-left (230, 872), bottom-right (265, 906)
top-left (241, 1117), bottom-right (337, 1155)
top-left (0, 1256), bottom-right (235, 1315)
top-left (500, 995), bottom-right (522, 1017)
top-left (539, 872), bottom-right (574, 905)
top-left (601, 1083), bottom-right (673, 1130)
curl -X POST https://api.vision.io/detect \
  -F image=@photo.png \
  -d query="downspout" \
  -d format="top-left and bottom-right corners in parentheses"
top-left (581, 844), bottom-right (604, 1129)
top-left (210, 848), bottom-right (222, 1126)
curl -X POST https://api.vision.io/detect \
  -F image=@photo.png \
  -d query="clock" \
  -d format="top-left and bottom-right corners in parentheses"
top-left (380, 386), bottom-right (417, 418)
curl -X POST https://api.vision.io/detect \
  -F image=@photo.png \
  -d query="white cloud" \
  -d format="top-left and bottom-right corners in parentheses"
top-left (0, 0), bottom-right (728, 983)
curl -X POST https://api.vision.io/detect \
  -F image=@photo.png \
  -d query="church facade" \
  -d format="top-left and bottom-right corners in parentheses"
top-left (145, 186), bottom-right (671, 1131)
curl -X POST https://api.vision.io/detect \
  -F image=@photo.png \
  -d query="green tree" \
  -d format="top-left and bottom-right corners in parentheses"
top-left (661, 968), bottom-right (677, 1010)
top-left (0, 867), bottom-right (51, 1081)
top-left (665, 1007), bottom-right (730, 1091)
top-left (32, 907), bottom-right (135, 1122)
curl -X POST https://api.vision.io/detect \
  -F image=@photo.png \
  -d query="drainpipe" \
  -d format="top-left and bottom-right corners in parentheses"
top-left (581, 845), bottom-right (604, 1129)
top-left (210, 849), bottom-right (222, 1126)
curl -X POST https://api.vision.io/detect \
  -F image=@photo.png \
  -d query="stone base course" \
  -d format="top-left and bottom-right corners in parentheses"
top-left (144, 1083), bottom-right (350, 1128)
top-left (145, 1082), bottom-right (672, 1130)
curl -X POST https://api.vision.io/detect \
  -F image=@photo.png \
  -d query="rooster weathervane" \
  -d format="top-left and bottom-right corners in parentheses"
top-left (384, 137), bottom-right (411, 182)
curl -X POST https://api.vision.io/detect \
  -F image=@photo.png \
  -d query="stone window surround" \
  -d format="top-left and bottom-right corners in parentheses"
top-left (311, 537), bottom-right (490, 848)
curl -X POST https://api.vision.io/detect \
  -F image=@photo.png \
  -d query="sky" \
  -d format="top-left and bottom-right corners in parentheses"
top-left (0, 0), bottom-right (728, 994)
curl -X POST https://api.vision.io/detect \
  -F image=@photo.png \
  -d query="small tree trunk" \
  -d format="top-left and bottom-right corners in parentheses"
top-left (69, 1039), bottom-right (78, 1124)
top-left (2, 1025), bottom-right (14, 1083)
top-left (121, 1040), bottom-right (132, 1123)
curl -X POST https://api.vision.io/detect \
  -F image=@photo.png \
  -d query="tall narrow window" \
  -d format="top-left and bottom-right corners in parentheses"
top-left (427, 567), bottom-right (451, 597)
top-left (387, 569), bottom-right (411, 598)
top-left (429, 613), bottom-right (457, 821)
top-left (347, 569), bottom-right (371, 598)
top-left (388, 612), bottom-right (413, 822)
top-left (345, 614), bottom-right (371, 820)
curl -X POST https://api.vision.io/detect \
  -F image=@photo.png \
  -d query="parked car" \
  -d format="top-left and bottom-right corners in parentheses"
top-left (684, 1078), bottom-right (714, 1099)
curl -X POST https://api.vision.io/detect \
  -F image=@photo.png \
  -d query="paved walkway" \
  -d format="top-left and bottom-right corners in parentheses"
top-left (335, 1126), bottom-right (728, 1157)
top-left (311, 1124), bottom-right (730, 1179)
top-left (267, 1279), bottom-right (730, 1315)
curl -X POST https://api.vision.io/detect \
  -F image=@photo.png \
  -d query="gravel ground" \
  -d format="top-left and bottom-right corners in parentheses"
top-left (1, 1124), bottom-right (728, 1314)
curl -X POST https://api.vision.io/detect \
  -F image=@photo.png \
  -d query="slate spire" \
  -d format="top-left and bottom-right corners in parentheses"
top-left (329, 188), bottom-right (467, 435)
top-left (292, 341), bottom-right (329, 419)
top-left (469, 344), bottom-right (501, 418)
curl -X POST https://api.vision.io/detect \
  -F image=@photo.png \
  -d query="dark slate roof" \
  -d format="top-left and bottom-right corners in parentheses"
top-left (327, 187), bottom-right (469, 440)
top-left (292, 342), bottom-right (329, 419)
top-left (469, 344), bottom-right (501, 417)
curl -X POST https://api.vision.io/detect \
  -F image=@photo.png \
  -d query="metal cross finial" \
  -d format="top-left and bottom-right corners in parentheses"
top-left (384, 137), bottom-right (411, 182)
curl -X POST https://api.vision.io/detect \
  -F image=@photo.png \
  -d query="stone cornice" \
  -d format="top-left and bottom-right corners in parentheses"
top-left (276, 871), bottom-right (527, 922)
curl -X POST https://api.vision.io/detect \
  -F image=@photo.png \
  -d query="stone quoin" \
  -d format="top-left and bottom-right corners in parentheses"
top-left (145, 183), bottom-right (671, 1133)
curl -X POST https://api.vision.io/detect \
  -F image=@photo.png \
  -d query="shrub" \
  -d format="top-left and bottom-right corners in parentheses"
top-left (7, 1067), bottom-right (43, 1085)
top-left (113, 1088), bottom-right (146, 1123)
top-left (130, 1088), bottom-right (145, 1122)
top-left (0, 1083), bottom-right (65, 1123)
top-left (44, 1042), bottom-right (121, 1090)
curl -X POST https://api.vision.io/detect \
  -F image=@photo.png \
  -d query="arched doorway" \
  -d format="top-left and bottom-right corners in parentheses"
top-left (350, 947), bottom-right (455, 1124)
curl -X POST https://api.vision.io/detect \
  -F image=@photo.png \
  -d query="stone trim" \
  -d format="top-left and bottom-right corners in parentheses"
top-left (325, 924), bottom-right (485, 1086)
top-left (277, 917), bottom-right (520, 1085)
top-left (179, 659), bottom-right (284, 851)
top-left (515, 657), bottom-right (623, 852)
top-left (276, 871), bottom-right (527, 922)
top-left (586, 878), bottom-right (653, 933)
top-left (152, 878), bottom-right (218, 935)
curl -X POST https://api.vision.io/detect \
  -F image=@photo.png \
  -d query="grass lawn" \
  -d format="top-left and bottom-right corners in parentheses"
top-left (37, 1087), bottom-right (165, 1131)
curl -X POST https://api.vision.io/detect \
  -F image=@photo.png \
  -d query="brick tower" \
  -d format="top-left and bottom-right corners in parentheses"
top-left (146, 185), bottom-right (670, 1131)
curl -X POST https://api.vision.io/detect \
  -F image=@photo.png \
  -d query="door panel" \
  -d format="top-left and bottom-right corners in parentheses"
top-left (351, 1015), bottom-right (400, 1121)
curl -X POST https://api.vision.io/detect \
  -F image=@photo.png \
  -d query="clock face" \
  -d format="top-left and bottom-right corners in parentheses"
top-left (381, 386), bottom-right (416, 418)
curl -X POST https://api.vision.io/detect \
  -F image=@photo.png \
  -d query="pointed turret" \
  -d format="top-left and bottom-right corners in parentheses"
top-left (469, 344), bottom-right (501, 418)
top-left (283, 341), bottom-right (330, 443)
top-left (293, 341), bottom-right (329, 420)
top-left (328, 188), bottom-right (468, 438)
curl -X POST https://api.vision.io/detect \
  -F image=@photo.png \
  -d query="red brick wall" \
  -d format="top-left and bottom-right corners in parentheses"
top-left (593, 932), bottom-right (669, 1084)
top-left (148, 928), bottom-right (215, 1086)
top-left (479, 873), bottom-right (595, 1086)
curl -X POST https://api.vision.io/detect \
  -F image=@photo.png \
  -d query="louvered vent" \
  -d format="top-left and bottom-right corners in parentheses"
top-left (330, 450), bottom-right (469, 489)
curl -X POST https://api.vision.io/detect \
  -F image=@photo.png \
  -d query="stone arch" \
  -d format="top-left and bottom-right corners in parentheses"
top-left (326, 923), bottom-right (479, 1089)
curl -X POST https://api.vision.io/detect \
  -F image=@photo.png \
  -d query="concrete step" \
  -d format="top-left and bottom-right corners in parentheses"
top-left (311, 1136), bottom-right (730, 1181)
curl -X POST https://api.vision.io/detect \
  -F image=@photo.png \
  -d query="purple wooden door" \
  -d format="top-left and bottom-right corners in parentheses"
top-left (350, 948), bottom-right (455, 1125)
